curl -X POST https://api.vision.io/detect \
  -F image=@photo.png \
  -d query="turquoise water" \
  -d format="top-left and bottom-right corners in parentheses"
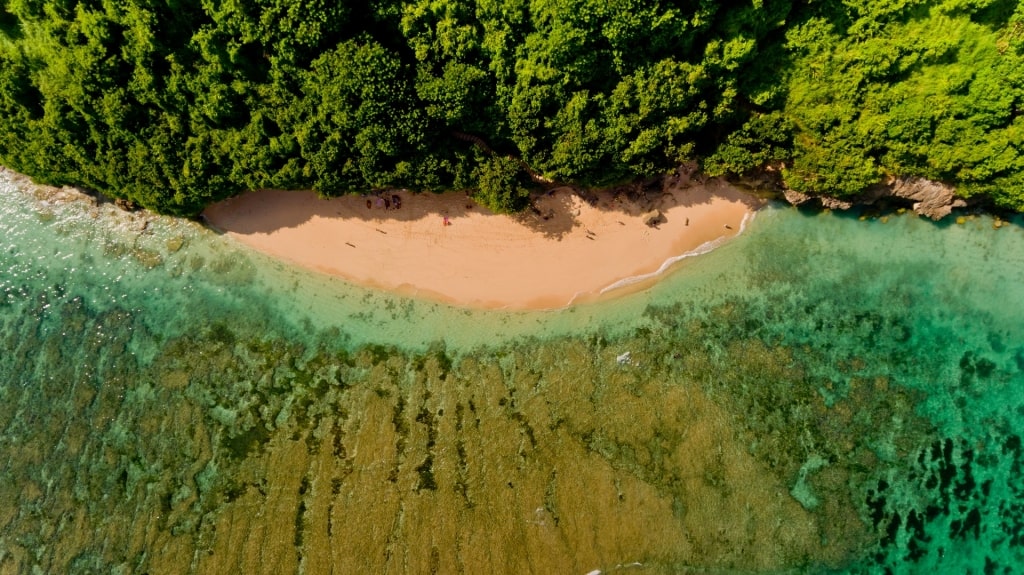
top-left (2, 170), bottom-right (1024, 573)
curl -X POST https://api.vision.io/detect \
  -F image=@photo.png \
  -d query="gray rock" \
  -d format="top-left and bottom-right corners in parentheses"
top-left (783, 189), bottom-right (813, 205)
top-left (820, 196), bottom-right (855, 210)
top-left (887, 177), bottom-right (966, 220)
top-left (781, 177), bottom-right (966, 220)
top-left (781, 188), bottom-right (853, 210)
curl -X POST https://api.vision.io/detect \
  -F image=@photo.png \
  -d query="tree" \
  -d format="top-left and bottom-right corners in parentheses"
top-left (474, 154), bottom-right (529, 213)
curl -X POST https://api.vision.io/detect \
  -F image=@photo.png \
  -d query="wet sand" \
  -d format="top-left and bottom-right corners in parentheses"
top-left (203, 178), bottom-right (763, 309)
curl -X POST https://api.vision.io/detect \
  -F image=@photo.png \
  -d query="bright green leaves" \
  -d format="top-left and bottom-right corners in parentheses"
top-left (402, 0), bottom-right (480, 63)
top-left (602, 59), bottom-right (707, 178)
top-left (402, 0), bottom-right (495, 139)
top-left (415, 61), bottom-right (490, 127)
top-left (299, 38), bottom-right (424, 194)
top-left (197, 0), bottom-right (349, 67)
top-left (784, 133), bottom-right (883, 197)
top-left (492, 0), bottom-right (792, 185)
top-left (781, 3), bottom-right (1024, 203)
top-left (705, 112), bottom-right (794, 177)
top-left (0, 0), bottom-right (818, 214)
top-left (548, 90), bottom-right (608, 181)
top-left (473, 154), bottom-right (529, 212)
top-left (1, 0), bottom-right (1023, 215)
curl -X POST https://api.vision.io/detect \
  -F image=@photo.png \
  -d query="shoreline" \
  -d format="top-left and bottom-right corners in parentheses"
top-left (596, 209), bottom-right (758, 297)
top-left (203, 178), bottom-right (764, 310)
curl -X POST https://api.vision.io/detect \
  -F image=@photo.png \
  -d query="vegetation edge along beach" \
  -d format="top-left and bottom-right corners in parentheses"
top-left (2, 0), bottom-right (1024, 218)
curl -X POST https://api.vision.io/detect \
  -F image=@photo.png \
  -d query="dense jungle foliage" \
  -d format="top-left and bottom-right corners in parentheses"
top-left (1, 0), bottom-right (1023, 215)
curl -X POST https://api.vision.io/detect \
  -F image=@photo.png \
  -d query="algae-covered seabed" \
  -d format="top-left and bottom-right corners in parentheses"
top-left (2, 173), bottom-right (1024, 573)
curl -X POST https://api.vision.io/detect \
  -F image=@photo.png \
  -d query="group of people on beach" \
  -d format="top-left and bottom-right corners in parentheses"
top-left (366, 193), bottom-right (402, 211)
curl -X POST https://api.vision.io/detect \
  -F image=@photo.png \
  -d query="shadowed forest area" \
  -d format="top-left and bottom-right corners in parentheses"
top-left (1, 0), bottom-right (1023, 216)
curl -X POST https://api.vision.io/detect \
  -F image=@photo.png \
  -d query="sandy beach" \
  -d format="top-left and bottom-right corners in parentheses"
top-left (203, 177), bottom-right (763, 309)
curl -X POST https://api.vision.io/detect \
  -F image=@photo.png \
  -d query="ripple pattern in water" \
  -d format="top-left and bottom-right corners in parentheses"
top-left (3, 172), bottom-right (1024, 573)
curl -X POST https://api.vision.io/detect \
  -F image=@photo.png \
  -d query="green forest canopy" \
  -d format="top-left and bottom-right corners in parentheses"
top-left (1, 0), bottom-right (1023, 216)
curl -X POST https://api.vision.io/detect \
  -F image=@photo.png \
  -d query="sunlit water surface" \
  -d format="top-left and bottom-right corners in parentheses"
top-left (2, 171), bottom-right (1024, 573)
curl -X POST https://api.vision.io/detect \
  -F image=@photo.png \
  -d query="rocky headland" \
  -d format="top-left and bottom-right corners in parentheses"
top-left (738, 168), bottom-right (975, 220)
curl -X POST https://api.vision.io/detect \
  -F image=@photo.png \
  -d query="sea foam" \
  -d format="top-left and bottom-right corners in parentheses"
top-left (598, 210), bottom-right (757, 295)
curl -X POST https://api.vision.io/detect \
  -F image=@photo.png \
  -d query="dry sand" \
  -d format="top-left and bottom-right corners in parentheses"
top-left (202, 177), bottom-right (763, 309)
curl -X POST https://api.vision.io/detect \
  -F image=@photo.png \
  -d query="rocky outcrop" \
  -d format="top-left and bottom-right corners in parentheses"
top-left (783, 188), bottom-right (856, 211)
top-left (780, 177), bottom-right (968, 220)
top-left (783, 189), bottom-right (813, 206)
top-left (821, 195), bottom-right (856, 211)
top-left (114, 197), bottom-right (139, 211)
top-left (883, 177), bottom-right (967, 220)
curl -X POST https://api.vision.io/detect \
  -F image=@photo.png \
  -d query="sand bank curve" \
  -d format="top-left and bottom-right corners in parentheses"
top-left (202, 179), bottom-right (763, 310)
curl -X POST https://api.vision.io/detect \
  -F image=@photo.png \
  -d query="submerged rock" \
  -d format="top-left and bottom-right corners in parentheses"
top-left (166, 236), bottom-right (185, 252)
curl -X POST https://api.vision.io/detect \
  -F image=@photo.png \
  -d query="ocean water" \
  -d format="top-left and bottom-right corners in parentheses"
top-left (2, 170), bottom-right (1024, 573)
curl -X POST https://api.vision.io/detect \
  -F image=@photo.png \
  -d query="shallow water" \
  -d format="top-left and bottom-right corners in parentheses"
top-left (2, 171), bottom-right (1023, 573)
